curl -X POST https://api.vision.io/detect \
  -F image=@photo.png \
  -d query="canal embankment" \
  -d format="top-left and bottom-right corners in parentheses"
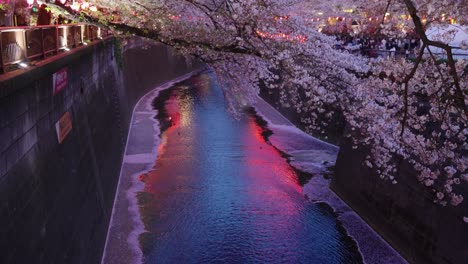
top-left (252, 97), bottom-right (407, 264)
top-left (332, 129), bottom-right (468, 264)
top-left (0, 37), bottom-right (201, 264)
top-left (258, 80), bottom-right (468, 264)
top-left (100, 71), bottom-right (202, 264)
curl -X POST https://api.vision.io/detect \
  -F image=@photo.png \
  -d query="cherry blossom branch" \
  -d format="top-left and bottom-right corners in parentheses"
top-left (381, 0), bottom-right (392, 25)
top-left (400, 42), bottom-right (426, 137)
top-left (50, 2), bottom-right (262, 57)
top-left (402, 0), bottom-right (467, 114)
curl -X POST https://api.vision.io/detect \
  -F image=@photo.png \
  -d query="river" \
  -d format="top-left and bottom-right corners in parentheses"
top-left (136, 73), bottom-right (363, 263)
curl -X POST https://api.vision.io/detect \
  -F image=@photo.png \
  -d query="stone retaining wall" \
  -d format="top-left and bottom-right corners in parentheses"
top-left (0, 38), bottom-right (199, 264)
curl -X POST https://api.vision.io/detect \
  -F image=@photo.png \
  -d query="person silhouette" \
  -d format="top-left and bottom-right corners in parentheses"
top-left (37, 4), bottom-right (52, 26)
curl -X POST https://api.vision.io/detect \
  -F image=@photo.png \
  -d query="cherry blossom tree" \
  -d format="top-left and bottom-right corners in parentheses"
top-left (52, 0), bottom-right (467, 212)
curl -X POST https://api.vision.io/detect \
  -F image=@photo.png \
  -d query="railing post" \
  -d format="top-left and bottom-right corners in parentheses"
top-left (73, 25), bottom-right (77, 47)
top-left (0, 31), bottom-right (5, 74)
top-left (81, 24), bottom-right (84, 45)
top-left (55, 25), bottom-right (59, 54)
top-left (70, 25), bottom-right (74, 48)
top-left (22, 29), bottom-right (27, 62)
top-left (41, 28), bottom-right (45, 59)
top-left (24, 28), bottom-right (29, 60)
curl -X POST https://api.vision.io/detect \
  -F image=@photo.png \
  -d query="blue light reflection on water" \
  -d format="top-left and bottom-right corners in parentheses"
top-left (140, 74), bottom-right (362, 263)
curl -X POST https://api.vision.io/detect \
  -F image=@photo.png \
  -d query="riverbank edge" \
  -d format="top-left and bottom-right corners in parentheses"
top-left (252, 98), bottom-right (407, 264)
top-left (246, 107), bottom-right (364, 263)
top-left (101, 69), bottom-right (205, 264)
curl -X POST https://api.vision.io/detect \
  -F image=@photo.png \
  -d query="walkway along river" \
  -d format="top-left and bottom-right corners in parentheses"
top-left (103, 72), bottom-right (401, 263)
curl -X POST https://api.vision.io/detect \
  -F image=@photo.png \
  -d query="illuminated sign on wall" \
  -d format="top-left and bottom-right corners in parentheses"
top-left (53, 67), bottom-right (68, 95)
top-left (55, 112), bottom-right (72, 144)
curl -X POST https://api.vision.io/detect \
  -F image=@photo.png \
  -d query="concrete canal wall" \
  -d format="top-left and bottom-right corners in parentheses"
top-left (0, 37), bottom-right (199, 264)
top-left (332, 127), bottom-right (468, 264)
top-left (260, 83), bottom-right (468, 264)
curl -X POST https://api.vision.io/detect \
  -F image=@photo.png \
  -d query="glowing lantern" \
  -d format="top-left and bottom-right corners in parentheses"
top-left (27, 0), bottom-right (34, 5)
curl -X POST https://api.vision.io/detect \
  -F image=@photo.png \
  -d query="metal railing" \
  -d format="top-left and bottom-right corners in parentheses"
top-left (355, 48), bottom-right (468, 60)
top-left (0, 24), bottom-right (112, 73)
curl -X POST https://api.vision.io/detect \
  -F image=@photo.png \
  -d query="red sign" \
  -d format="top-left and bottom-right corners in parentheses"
top-left (53, 68), bottom-right (68, 95)
top-left (55, 112), bottom-right (73, 144)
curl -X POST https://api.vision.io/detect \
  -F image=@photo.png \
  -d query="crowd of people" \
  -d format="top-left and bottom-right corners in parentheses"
top-left (36, 4), bottom-right (68, 26)
top-left (0, 1), bottom-right (68, 27)
top-left (335, 35), bottom-right (422, 58)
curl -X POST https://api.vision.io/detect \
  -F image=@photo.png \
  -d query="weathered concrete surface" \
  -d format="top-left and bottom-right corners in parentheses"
top-left (332, 128), bottom-right (468, 264)
top-left (0, 38), bottom-right (200, 264)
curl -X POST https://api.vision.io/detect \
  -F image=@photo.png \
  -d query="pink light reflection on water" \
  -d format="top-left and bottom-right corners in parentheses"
top-left (137, 74), bottom-right (362, 263)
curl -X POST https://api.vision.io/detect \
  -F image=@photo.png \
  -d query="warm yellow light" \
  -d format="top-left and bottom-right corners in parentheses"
top-left (343, 9), bottom-right (354, 13)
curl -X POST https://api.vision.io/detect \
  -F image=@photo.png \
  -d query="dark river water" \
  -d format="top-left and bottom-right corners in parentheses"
top-left (138, 73), bottom-right (362, 263)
